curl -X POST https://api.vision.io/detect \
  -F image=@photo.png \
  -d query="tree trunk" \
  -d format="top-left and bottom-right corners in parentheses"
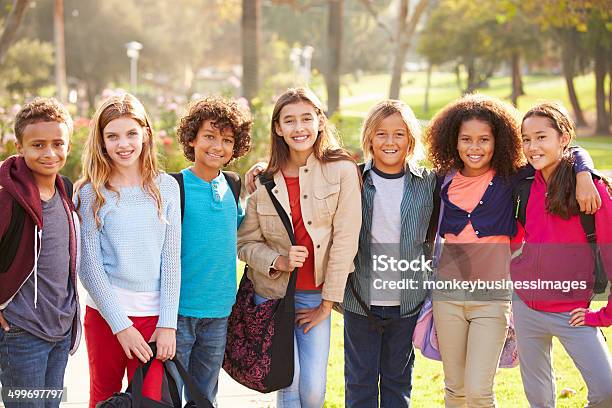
top-left (0, 0), bottom-right (31, 65)
top-left (559, 30), bottom-right (587, 127)
top-left (454, 65), bottom-right (463, 93)
top-left (54, 0), bottom-right (67, 103)
top-left (241, 0), bottom-right (260, 105)
top-left (608, 63), bottom-right (612, 123)
top-left (594, 47), bottom-right (610, 134)
top-left (423, 62), bottom-right (432, 114)
top-left (388, 0), bottom-right (429, 100)
top-left (466, 62), bottom-right (477, 94)
top-left (388, 0), bottom-right (408, 100)
top-left (325, 0), bottom-right (343, 116)
top-left (511, 51), bottom-right (521, 107)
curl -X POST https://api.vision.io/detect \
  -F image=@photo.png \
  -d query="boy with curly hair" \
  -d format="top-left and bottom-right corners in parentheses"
top-left (172, 96), bottom-right (252, 405)
top-left (0, 98), bottom-right (81, 408)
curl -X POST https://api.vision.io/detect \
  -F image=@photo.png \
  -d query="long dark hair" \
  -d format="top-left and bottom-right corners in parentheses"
top-left (263, 87), bottom-right (355, 179)
top-left (523, 103), bottom-right (581, 219)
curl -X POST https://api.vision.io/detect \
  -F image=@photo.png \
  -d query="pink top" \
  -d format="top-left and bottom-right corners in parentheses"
top-left (511, 171), bottom-right (612, 327)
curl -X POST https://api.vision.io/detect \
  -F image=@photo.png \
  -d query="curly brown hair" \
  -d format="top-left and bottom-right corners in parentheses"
top-left (14, 97), bottom-right (73, 143)
top-left (425, 94), bottom-right (525, 178)
top-left (176, 96), bottom-right (252, 164)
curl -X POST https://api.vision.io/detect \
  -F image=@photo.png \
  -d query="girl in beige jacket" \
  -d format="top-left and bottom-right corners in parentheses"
top-left (237, 87), bottom-right (361, 407)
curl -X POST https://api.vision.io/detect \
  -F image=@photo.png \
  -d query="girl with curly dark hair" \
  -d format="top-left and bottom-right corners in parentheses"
top-left (424, 94), bottom-right (598, 407)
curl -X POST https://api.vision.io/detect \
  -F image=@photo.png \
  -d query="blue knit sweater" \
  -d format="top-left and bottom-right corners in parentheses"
top-left (77, 173), bottom-right (181, 334)
top-left (178, 168), bottom-right (244, 318)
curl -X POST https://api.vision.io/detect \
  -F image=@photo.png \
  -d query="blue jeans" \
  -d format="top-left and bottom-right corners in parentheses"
top-left (344, 306), bottom-right (418, 408)
top-left (255, 291), bottom-right (331, 408)
top-left (174, 315), bottom-right (228, 407)
top-left (0, 324), bottom-right (71, 408)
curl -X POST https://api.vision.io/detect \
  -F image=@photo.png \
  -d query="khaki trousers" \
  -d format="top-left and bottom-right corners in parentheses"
top-left (432, 297), bottom-right (510, 408)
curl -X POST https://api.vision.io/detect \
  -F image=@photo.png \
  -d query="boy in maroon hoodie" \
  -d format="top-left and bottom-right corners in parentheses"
top-left (0, 98), bottom-right (81, 408)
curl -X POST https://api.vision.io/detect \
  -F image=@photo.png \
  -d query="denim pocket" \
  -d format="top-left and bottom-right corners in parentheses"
top-left (5, 324), bottom-right (26, 336)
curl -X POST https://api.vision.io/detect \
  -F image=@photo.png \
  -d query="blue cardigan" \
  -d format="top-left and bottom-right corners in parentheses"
top-left (438, 147), bottom-right (594, 239)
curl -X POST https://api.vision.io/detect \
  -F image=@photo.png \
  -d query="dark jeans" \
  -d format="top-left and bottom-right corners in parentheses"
top-left (174, 315), bottom-right (228, 407)
top-left (0, 324), bottom-right (71, 408)
top-left (344, 306), bottom-right (418, 408)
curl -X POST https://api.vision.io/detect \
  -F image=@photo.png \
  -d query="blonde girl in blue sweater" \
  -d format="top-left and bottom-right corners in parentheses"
top-left (75, 93), bottom-right (181, 408)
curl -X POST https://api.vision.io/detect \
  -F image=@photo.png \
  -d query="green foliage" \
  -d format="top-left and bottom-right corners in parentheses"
top-left (0, 39), bottom-right (54, 96)
top-left (61, 124), bottom-right (88, 181)
top-left (226, 95), bottom-right (272, 176)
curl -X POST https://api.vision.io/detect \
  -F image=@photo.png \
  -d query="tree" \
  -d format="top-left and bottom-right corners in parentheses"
top-left (54, 0), bottom-right (67, 102)
top-left (0, 38), bottom-right (54, 95)
top-left (388, 0), bottom-right (429, 99)
top-left (518, 0), bottom-right (611, 128)
top-left (418, 0), bottom-right (503, 94)
top-left (0, 0), bottom-right (31, 65)
top-left (583, 10), bottom-right (611, 134)
top-left (325, 0), bottom-right (343, 115)
top-left (62, 0), bottom-right (142, 108)
top-left (242, 0), bottom-right (261, 105)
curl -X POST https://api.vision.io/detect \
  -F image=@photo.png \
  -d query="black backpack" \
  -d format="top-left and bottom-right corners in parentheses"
top-left (0, 175), bottom-right (72, 274)
top-left (96, 343), bottom-right (213, 408)
top-left (169, 171), bottom-right (241, 222)
top-left (513, 175), bottom-right (609, 294)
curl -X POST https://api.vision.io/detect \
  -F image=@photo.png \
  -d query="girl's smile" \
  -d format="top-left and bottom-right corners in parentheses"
top-left (275, 102), bottom-right (320, 150)
top-left (457, 119), bottom-right (495, 177)
top-left (103, 116), bottom-right (145, 172)
top-left (521, 115), bottom-right (570, 181)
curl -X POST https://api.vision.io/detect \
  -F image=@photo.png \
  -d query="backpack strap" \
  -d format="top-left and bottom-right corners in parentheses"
top-left (579, 202), bottom-right (609, 294)
top-left (60, 175), bottom-right (73, 201)
top-left (169, 172), bottom-right (185, 222)
top-left (513, 176), bottom-right (535, 227)
top-left (0, 198), bottom-right (25, 274)
top-left (426, 176), bottom-right (442, 253)
top-left (261, 176), bottom-right (298, 310)
top-left (222, 171), bottom-right (241, 207)
top-left (357, 163), bottom-right (365, 179)
top-left (579, 212), bottom-right (596, 244)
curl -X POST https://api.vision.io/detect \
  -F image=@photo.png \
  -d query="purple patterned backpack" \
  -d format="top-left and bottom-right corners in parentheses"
top-left (223, 178), bottom-right (298, 392)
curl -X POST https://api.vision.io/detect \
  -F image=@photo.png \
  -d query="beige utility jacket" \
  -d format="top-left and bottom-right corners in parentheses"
top-left (237, 154), bottom-right (362, 302)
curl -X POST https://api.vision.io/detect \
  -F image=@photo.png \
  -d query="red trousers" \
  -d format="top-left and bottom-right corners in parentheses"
top-left (84, 307), bottom-right (163, 408)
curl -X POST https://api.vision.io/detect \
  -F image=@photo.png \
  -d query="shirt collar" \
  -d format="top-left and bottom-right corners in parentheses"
top-left (363, 159), bottom-right (424, 179)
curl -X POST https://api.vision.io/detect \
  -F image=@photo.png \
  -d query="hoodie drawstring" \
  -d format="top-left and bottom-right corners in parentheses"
top-left (33, 225), bottom-right (42, 308)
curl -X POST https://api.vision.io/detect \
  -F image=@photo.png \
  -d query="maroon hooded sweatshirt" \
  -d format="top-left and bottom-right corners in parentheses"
top-left (0, 155), bottom-right (81, 353)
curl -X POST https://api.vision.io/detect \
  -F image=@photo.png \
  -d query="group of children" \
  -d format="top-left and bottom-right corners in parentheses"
top-left (0, 87), bottom-right (610, 408)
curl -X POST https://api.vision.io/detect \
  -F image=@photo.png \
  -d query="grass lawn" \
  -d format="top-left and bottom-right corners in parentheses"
top-left (576, 136), bottom-right (612, 170)
top-left (337, 72), bottom-right (599, 121)
top-left (324, 310), bottom-right (612, 407)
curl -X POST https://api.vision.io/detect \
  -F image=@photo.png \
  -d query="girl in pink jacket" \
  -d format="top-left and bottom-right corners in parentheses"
top-left (511, 102), bottom-right (612, 408)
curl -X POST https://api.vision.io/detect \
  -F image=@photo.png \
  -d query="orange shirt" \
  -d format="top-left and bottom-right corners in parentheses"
top-left (445, 169), bottom-right (509, 245)
top-left (284, 175), bottom-right (321, 291)
top-left (441, 169), bottom-right (510, 282)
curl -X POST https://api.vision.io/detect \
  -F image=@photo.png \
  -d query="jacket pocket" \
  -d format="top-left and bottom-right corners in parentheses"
top-left (313, 183), bottom-right (341, 219)
top-left (256, 202), bottom-right (285, 240)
